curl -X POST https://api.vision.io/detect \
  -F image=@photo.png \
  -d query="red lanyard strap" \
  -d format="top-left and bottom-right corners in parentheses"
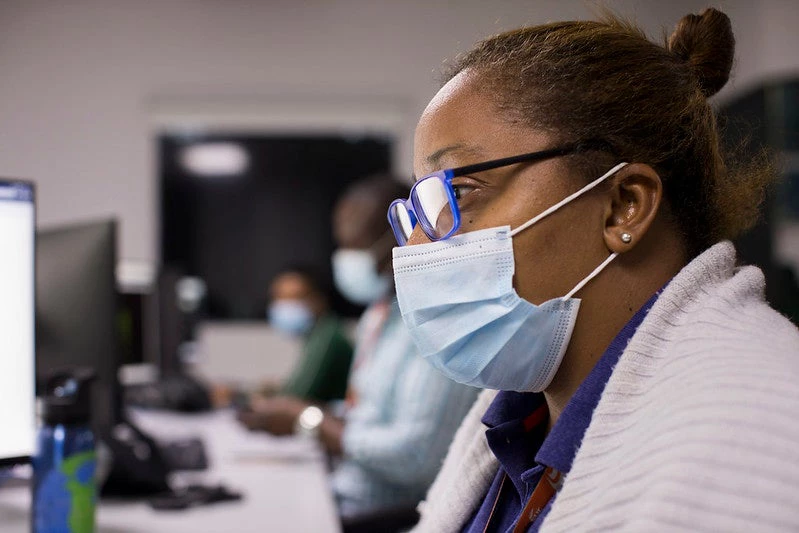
top-left (512, 467), bottom-right (562, 533)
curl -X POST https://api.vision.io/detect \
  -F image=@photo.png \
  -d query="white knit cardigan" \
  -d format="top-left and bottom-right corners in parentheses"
top-left (412, 241), bottom-right (799, 532)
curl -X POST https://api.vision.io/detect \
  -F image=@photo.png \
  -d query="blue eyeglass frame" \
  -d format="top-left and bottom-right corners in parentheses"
top-left (387, 142), bottom-right (606, 246)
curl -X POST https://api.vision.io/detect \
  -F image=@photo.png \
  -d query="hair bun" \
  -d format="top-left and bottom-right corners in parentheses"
top-left (668, 8), bottom-right (735, 98)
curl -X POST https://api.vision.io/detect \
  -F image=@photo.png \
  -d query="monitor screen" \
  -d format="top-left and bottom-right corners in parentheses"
top-left (0, 179), bottom-right (36, 464)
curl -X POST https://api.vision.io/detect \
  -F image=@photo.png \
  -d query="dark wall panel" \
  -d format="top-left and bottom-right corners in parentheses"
top-left (160, 134), bottom-right (392, 319)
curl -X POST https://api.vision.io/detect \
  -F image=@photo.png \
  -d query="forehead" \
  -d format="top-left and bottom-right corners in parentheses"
top-left (414, 70), bottom-right (543, 172)
top-left (271, 273), bottom-right (313, 299)
top-left (415, 72), bottom-right (485, 164)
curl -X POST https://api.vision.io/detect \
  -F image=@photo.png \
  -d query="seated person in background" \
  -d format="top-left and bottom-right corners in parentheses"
top-left (238, 175), bottom-right (481, 528)
top-left (212, 266), bottom-right (353, 407)
top-left (268, 266), bottom-right (354, 403)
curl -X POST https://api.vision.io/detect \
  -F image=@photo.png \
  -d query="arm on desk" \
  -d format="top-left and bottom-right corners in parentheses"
top-left (237, 395), bottom-right (307, 434)
top-left (318, 415), bottom-right (344, 456)
top-left (236, 395), bottom-right (345, 456)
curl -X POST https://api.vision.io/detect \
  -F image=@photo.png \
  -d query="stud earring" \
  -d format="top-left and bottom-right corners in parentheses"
top-left (621, 232), bottom-right (632, 244)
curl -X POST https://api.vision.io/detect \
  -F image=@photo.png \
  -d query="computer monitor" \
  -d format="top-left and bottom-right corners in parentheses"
top-left (36, 219), bottom-right (121, 438)
top-left (0, 179), bottom-right (36, 465)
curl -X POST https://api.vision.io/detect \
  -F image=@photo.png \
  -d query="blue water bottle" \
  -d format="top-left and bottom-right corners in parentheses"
top-left (33, 368), bottom-right (97, 533)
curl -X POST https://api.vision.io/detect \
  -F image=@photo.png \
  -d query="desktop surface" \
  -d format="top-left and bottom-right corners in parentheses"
top-left (0, 409), bottom-right (341, 533)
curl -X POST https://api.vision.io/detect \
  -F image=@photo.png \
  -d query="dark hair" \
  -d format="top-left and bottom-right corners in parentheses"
top-left (274, 263), bottom-right (329, 299)
top-left (445, 8), bottom-right (774, 257)
top-left (342, 173), bottom-right (411, 212)
top-left (336, 173), bottom-right (411, 244)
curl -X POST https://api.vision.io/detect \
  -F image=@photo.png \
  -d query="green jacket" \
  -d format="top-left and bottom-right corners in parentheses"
top-left (281, 314), bottom-right (354, 403)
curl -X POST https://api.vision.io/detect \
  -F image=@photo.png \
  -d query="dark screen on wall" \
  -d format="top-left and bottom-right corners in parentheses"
top-left (160, 134), bottom-right (393, 319)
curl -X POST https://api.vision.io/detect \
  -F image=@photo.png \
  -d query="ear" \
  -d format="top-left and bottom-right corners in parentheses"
top-left (601, 163), bottom-right (662, 253)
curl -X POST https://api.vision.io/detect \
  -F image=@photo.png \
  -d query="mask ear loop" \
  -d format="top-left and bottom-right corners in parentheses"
top-left (562, 252), bottom-right (618, 300)
top-left (505, 161), bottom-right (628, 300)
top-left (509, 162), bottom-right (629, 238)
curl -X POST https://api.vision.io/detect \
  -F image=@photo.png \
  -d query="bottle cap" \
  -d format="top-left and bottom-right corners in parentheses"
top-left (42, 367), bottom-right (96, 425)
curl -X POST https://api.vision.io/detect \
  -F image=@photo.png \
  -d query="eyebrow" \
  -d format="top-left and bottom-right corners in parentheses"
top-left (413, 144), bottom-right (486, 181)
top-left (427, 144), bottom-right (485, 167)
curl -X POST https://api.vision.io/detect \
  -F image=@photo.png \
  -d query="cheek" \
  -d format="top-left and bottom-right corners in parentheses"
top-left (511, 199), bottom-right (608, 304)
top-left (456, 192), bottom-right (519, 235)
top-left (407, 225), bottom-right (432, 246)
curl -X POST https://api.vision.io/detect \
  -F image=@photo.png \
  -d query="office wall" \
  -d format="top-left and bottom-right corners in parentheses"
top-left (0, 0), bottom-right (794, 263)
top-left (717, 0), bottom-right (799, 103)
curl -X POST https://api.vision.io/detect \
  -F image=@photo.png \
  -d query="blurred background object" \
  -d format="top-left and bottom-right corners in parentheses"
top-left (160, 134), bottom-right (390, 320)
top-left (719, 79), bottom-right (799, 322)
top-left (0, 0), bottom-right (795, 331)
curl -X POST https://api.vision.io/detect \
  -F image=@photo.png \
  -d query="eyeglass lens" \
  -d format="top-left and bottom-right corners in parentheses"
top-left (414, 177), bottom-right (456, 239)
top-left (390, 203), bottom-right (415, 243)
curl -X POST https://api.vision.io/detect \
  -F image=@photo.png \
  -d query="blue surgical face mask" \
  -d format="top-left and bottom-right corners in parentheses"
top-left (392, 162), bottom-right (627, 392)
top-left (268, 300), bottom-right (315, 336)
top-left (332, 249), bottom-right (391, 305)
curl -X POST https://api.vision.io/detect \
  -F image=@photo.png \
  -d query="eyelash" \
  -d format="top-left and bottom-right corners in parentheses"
top-left (452, 180), bottom-right (478, 203)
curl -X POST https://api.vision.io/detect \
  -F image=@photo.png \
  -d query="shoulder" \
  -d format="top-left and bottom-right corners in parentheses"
top-left (603, 243), bottom-right (799, 491)
top-left (625, 243), bottom-right (799, 428)
top-left (646, 294), bottom-right (799, 451)
top-left (632, 242), bottom-right (799, 378)
top-left (599, 240), bottom-right (799, 462)
top-left (542, 244), bottom-right (799, 530)
top-left (548, 277), bottom-right (799, 529)
top-left (309, 315), bottom-right (351, 348)
top-left (655, 261), bottom-right (799, 384)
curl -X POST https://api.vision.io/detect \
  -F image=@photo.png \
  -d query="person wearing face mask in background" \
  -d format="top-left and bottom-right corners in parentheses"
top-left (238, 175), bottom-right (480, 533)
top-left (268, 266), bottom-right (354, 403)
top-left (213, 267), bottom-right (353, 408)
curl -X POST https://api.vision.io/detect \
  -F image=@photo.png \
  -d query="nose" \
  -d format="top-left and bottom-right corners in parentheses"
top-left (407, 225), bottom-right (433, 246)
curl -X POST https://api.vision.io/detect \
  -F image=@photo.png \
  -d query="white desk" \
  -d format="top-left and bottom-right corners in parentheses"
top-left (0, 409), bottom-right (341, 533)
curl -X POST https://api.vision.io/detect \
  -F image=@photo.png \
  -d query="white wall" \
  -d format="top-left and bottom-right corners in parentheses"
top-left (718, 0), bottom-right (799, 103)
top-left (0, 0), bottom-right (793, 263)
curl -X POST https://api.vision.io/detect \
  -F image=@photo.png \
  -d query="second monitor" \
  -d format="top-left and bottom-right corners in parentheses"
top-left (36, 218), bottom-right (121, 437)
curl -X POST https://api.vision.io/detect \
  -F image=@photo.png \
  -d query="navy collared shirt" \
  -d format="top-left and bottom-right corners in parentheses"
top-left (463, 291), bottom-right (661, 533)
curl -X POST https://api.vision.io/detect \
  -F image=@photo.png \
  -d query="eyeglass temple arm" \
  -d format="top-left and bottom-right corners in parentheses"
top-left (448, 147), bottom-right (573, 177)
top-left (448, 139), bottom-right (616, 177)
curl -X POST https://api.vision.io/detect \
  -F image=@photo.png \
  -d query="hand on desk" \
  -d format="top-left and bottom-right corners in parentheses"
top-left (236, 395), bottom-right (345, 456)
top-left (211, 380), bottom-right (281, 409)
top-left (237, 395), bottom-right (308, 435)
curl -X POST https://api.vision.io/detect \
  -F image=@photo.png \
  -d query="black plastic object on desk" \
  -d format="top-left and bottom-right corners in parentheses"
top-left (124, 374), bottom-right (212, 413)
top-left (157, 437), bottom-right (208, 471)
top-left (101, 420), bottom-right (171, 497)
top-left (148, 484), bottom-right (243, 511)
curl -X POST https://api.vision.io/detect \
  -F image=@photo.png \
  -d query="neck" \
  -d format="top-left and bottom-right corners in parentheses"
top-left (543, 235), bottom-right (686, 429)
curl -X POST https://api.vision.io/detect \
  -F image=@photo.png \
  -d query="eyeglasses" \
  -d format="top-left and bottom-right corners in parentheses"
top-left (387, 142), bottom-right (605, 246)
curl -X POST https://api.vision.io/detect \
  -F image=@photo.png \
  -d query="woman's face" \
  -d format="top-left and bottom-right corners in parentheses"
top-left (410, 70), bottom-right (614, 305)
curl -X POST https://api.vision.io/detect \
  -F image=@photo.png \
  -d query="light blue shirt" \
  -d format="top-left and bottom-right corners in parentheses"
top-left (332, 298), bottom-right (480, 516)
